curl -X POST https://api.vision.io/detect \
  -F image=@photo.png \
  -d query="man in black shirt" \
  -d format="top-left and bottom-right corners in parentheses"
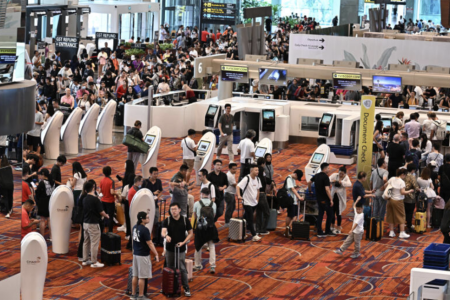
top-left (207, 160), bottom-right (228, 222)
top-left (100, 72), bottom-right (115, 90)
top-left (310, 163), bottom-right (334, 237)
top-left (127, 121), bottom-right (144, 171)
top-left (143, 167), bottom-right (163, 219)
top-left (439, 154), bottom-right (450, 202)
top-left (389, 92), bottom-right (403, 108)
top-left (22, 153), bottom-right (39, 183)
top-left (255, 158), bottom-right (270, 235)
top-left (115, 45), bottom-right (125, 60)
top-left (51, 155), bottom-right (66, 187)
top-left (82, 181), bottom-right (109, 268)
top-left (162, 203), bottom-right (193, 297)
top-left (387, 134), bottom-right (405, 179)
top-left (82, 64), bottom-right (94, 81)
top-left (101, 42), bottom-right (112, 57)
top-left (273, 86), bottom-right (284, 100)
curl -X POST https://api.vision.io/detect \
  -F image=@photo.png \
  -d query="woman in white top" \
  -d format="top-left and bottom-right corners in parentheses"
top-left (329, 166), bottom-right (352, 234)
top-left (70, 161), bottom-right (88, 205)
top-left (420, 133), bottom-right (433, 162)
top-left (393, 111), bottom-right (404, 130)
top-left (417, 167), bottom-right (435, 228)
top-left (386, 168), bottom-right (415, 238)
top-left (42, 104), bottom-right (55, 131)
top-left (78, 93), bottom-right (91, 115)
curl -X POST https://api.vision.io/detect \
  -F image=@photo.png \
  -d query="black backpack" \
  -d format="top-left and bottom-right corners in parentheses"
top-left (198, 199), bottom-right (215, 230)
top-left (277, 176), bottom-right (294, 209)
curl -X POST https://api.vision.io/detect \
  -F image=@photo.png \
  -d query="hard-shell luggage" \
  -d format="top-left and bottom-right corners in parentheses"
top-left (185, 258), bottom-right (193, 282)
top-left (101, 232), bottom-right (121, 265)
top-left (366, 217), bottom-right (383, 241)
top-left (363, 205), bottom-right (372, 229)
top-left (126, 266), bottom-right (148, 295)
top-left (291, 201), bottom-right (310, 241)
top-left (432, 207), bottom-right (444, 228)
top-left (162, 247), bottom-right (182, 297)
top-left (266, 196), bottom-right (277, 231)
top-left (228, 199), bottom-right (246, 243)
top-left (415, 212), bottom-right (427, 234)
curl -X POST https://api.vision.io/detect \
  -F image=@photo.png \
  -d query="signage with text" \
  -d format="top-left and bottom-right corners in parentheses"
top-left (55, 36), bottom-right (80, 62)
top-left (0, 49), bottom-right (17, 64)
top-left (201, 1), bottom-right (236, 25)
top-left (332, 72), bottom-right (362, 91)
top-left (220, 65), bottom-right (248, 83)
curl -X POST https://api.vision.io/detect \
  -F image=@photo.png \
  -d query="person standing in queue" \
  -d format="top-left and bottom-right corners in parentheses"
top-left (311, 163), bottom-right (335, 237)
top-left (127, 120), bottom-right (144, 172)
top-left (216, 103), bottom-right (234, 162)
top-left (207, 159), bottom-right (228, 222)
top-left (237, 129), bottom-right (256, 180)
top-left (181, 129), bottom-right (197, 185)
top-left (100, 166), bottom-right (117, 233)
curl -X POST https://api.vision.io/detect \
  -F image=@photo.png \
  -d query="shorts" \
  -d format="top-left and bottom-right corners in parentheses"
top-left (132, 255), bottom-right (152, 279)
top-left (27, 135), bottom-right (40, 148)
top-left (287, 204), bottom-right (298, 219)
top-left (372, 144), bottom-right (379, 153)
top-left (183, 159), bottom-right (194, 172)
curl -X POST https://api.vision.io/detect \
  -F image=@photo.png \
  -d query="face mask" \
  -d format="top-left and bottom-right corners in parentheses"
top-left (81, 86), bottom-right (86, 89)
top-left (138, 185), bottom-right (142, 188)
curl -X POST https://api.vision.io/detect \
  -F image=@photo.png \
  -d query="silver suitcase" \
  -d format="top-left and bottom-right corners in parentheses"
top-left (228, 200), bottom-right (246, 243)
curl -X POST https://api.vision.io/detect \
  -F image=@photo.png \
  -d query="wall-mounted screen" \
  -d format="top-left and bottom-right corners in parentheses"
top-left (221, 65), bottom-right (248, 83)
top-left (255, 146), bottom-right (267, 157)
top-left (372, 75), bottom-right (402, 93)
top-left (447, 124), bottom-right (450, 132)
top-left (259, 68), bottom-right (287, 86)
top-left (263, 110), bottom-right (275, 120)
top-left (207, 105), bottom-right (218, 116)
top-left (311, 153), bottom-right (324, 164)
top-left (198, 141), bottom-right (210, 152)
top-left (321, 115), bottom-right (332, 124)
top-left (144, 134), bottom-right (156, 146)
top-left (332, 73), bottom-right (362, 91)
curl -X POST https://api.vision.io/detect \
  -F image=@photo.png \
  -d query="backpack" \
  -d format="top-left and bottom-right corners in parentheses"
top-left (433, 120), bottom-right (447, 140)
top-left (198, 199), bottom-right (215, 230)
top-left (277, 176), bottom-right (294, 208)
top-left (406, 149), bottom-right (420, 170)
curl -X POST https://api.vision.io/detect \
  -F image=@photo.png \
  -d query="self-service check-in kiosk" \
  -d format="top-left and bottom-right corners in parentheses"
top-left (61, 107), bottom-right (83, 155)
top-left (255, 138), bottom-right (273, 159)
top-left (41, 111), bottom-right (64, 160)
top-left (305, 143), bottom-right (331, 182)
top-left (318, 113), bottom-right (336, 138)
top-left (49, 186), bottom-right (74, 254)
top-left (79, 103), bottom-right (100, 150)
top-left (194, 131), bottom-right (216, 185)
top-left (205, 104), bottom-right (221, 129)
top-left (21, 232), bottom-right (48, 300)
top-left (141, 126), bottom-right (162, 179)
top-left (96, 100), bottom-right (117, 145)
top-left (260, 109), bottom-right (276, 141)
top-left (129, 188), bottom-right (155, 235)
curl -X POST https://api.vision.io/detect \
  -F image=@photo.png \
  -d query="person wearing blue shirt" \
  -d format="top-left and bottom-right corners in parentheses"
top-left (352, 171), bottom-right (375, 206)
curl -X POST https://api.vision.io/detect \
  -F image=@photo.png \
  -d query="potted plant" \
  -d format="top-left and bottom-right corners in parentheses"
top-left (125, 48), bottom-right (146, 58)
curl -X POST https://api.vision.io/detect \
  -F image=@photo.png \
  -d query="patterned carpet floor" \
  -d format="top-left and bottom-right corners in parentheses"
top-left (1, 138), bottom-right (443, 299)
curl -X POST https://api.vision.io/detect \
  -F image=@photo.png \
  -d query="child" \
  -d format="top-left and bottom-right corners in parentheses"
top-left (334, 196), bottom-right (364, 258)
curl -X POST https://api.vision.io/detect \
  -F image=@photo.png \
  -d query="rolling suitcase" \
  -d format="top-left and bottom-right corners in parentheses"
top-left (432, 207), bottom-right (444, 228)
top-left (115, 202), bottom-right (125, 225)
top-left (291, 201), bottom-right (310, 241)
top-left (153, 199), bottom-right (166, 246)
top-left (266, 196), bottom-right (277, 231)
top-left (185, 258), bottom-right (193, 282)
top-left (228, 198), bottom-right (247, 243)
top-left (363, 205), bottom-right (372, 229)
top-left (415, 212), bottom-right (427, 234)
top-left (162, 247), bottom-right (182, 297)
top-left (101, 232), bottom-right (121, 266)
top-left (126, 266), bottom-right (148, 296)
top-left (366, 217), bottom-right (383, 241)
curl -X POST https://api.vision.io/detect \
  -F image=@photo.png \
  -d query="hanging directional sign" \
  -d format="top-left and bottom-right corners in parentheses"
top-left (201, 1), bottom-right (236, 25)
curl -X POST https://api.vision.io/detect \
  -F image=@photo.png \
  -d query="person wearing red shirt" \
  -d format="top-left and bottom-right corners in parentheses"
top-left (117, 84), bottom-right (127, 100)
top-left (22, 200), bottom-right (39, 239)
top-left (22, 180), bottom-right (32, 203)
top-left (209, 30), bottom-right (216, 42)
top-left (182, 84), bottom-right (197, 103)
top-left (100, 166), bottom-right (117, 232)
top-left (127, 175), bottom-right (143, 206)
top-left (216, 29), bottom-right (222, 41)
top-left (201, 28), bottom-right (209, 43)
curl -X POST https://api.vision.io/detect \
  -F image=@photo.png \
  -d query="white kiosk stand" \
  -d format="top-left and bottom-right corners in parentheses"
top-left (129, 188), bottom-right (156, 235)
top-left (61, 107), bottom-right (83, 155)
top-left (49, 186), bottom-right (74, 254)
top-left (79, 103), bottom-right (100, 150)
top-left (21, 232), bottom-right (48, 300)
top-left (141, 126), bottom-right (162, 179)
top-left (194, 131), bottom-right (216, 186)
top-left (96, 100), bottom-right (117, 145)
top-left (255, 138), bottom-right (273, 159)
top-left (305, 143), bottom-right (331, 182)
top-left (41, 111), bottom-right (64, 160)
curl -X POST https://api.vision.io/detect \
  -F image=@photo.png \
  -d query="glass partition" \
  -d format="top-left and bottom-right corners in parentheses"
top-left (88, 13), bottom-right (111, 38)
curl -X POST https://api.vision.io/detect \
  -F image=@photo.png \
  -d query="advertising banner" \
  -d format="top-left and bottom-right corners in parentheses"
top-left (357, 95), bottom-right (376, 188)
top-left (55, 36), bottom-right (79, 63)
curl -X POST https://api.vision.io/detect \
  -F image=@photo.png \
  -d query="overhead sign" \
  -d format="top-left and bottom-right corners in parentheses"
top-left (50, 9), bottom-right (62, 15)
top-left (95, 32), bottom-right (119, 52)
top-left (332, 72), bottom-right (362, 91)
top-left (201, 1), bottom-right (236, 25)
top-left (65, 8), bottom-right (78, 15)
top-left (0, 49), bottom-right (17, 64)
top-left (55, 36), bottom-right (80, 63)
top-left (220, 65), bottom-right (249, 83)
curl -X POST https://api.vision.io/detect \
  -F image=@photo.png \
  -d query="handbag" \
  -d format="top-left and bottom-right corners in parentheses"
top-left (133, 85), bottom-right (142, 94)
top-left (382, 181), bottom-right (394, 200)
top-left (122, 132), bottom-right (149, 153)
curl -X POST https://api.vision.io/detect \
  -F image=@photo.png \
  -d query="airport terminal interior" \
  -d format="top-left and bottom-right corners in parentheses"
top-left (2, 0), bottom-right (450, 299)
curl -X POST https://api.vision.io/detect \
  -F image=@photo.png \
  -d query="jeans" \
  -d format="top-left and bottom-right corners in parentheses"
top-left (166, 250), bottom-right (189, 290)
top-left (373, 196), bottom-right (387, 220)
top-left (340, 232), bottom-right (363, 255)
top-left (331, 194), bottom-right (341, 226)
top-left (102, 201), bottom-right (115, 232)
top-left (214, 196), bottom-right (224, 222)
top-left (256, 193), bottom-right (270, 233)
top-left (224, 193), bottom-right (236, 223)
top-left (194, 240), bottom-right (216, 268)
top-left (83, 223), bottom-right (101, 263)
top-left (217, 134), bottom-right (234, 162)
top-left (243, 205), bottom-right (257, 236)
top-left (317, 200), bottom-right (333, 235)
top-left (404, 202), bottom-right (416, 229)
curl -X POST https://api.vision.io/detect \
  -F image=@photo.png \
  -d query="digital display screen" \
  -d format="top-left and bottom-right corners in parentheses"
top-left (311, 153), bottom-right (324, 164)
top-left (447, 124), bottom-right (450, 132)
top-left (372, 75), bottom-right (402, 93)
top-left (221, 65), bottom-right (248, 83)
top-left (255, 147), bottom-right (267, 157)
top-left (144, 134), bottom-right (156, 146)
top-left (409, 106), bottom-right (417, 110)
top-left (201, 1), bottom-right (237, 25)
top-left (0, 54), bottom-right (16, 64)
top-left (321, 115), bottom-right (332, 124)
top-left (332, 73), bottom-right (362, 91)
top-left (259, 68), bottom-right (287, 86)
top-left (198, 141), bottom-right (210, 152)
top-left (207, 105), bottom-right (218, 116)
top-left (319, 100), bottom-right (327, 103)
top-left (342, 101), bottom-right (352, 105)
top-left (382, 119), bottom-right (392, 128)
top-left (263, 110), bottom-right (275, 120)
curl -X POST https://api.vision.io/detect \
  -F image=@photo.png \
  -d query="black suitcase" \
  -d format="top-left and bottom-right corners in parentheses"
top-left (432, 207), bottom-right (444, 228)
top-left (366, 217), bottom-right (383, 241)
top-left (101, 232), bottom-right (121, 266)
top-left (126, 266), bottom-right (148, 296)
top-left (152, 200), bottom-right (166, 246)
top-left (291, 201), bottom-right (310, 241)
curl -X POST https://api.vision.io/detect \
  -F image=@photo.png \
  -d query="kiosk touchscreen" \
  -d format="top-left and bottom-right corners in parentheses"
top-left (318, 113), bottom-right (335, 137)
top-left (129, 188), bottom-right (155, 235)
top-left (261, 109), bottom-right (276, 132)
top-left (255, 138), bottom-right (273, 159)
top-left (194, 131), bottom-right (216, 185)
top-left (79, 104), bottom-right (100, 150)
top-left (305, 143), bottom-right (330, 182)
top-left (61, 107), bottom-right (83, 155)
top-left (21, 232), bottom-right (48, 300)
top-left (49, 186), bottom-right (74, 254)
top-left (141, 126), bottom-right (162, 179)
top-left (96, 100), bottom-right (117, 145)
top-left (205, 104), bottom-right (221, 128)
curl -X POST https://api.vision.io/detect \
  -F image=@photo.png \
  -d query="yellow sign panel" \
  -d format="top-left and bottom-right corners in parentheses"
top-left (357, 95), bottom-right (376, 188)
top-left (221, 66), bottom-right (248, 72)
top-left (0, 49), bottom-right (16, 54)
top-left (332, 73), bottom-right (362, 80)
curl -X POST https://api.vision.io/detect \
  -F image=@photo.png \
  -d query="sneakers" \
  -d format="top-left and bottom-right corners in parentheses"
top-left (125, 236), bottom-right (130, 240)
top-left (5, 213), bottom-right (10, 218)
top-left (117, 225), bottom-right (126, 232)
top-left (193, 266), bottom-right (203, 272)
top-left (90, 262), bottom-right (105, 268)
top-left (78, 257), bottom-right (84, 262)
top-left (184, 288), bottom-right (192, 297)
top-left (210, 267), bottom-right (215, 274)
top-left (350, 253), bottom-right (360, 259)
top-left (136, 296), bottom-right (151, 300)
top-left (317, 234), bottom-right (327, 238)
top-left (326, 232), bottom-right (336, 236)
top-left (82, 261), bottom-right (93, 266)
top-left (399, 231), bottom-right (410, 239)
top-left (389, 231), bottom-right (396, 238)
top-left (334, 248), bottom-right (343, 255)
top-left (252, 235), bottom-right (262, 242)
top-left (259, 231), bottom-right (270, 235)
top-left (411, 225), bottom-right (415, 229)
top-left (129, 295), bottom-right (137, 300)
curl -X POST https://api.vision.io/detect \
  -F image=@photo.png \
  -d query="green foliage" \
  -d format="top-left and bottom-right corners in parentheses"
top-left (159, 43), bottom-right (173, 51)
top-left (125, 48), bottom-right (145, 57)
top-left (124, 42), bottom-right (132, 47)
top-left (146, 44), bottom-right (154, 49)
